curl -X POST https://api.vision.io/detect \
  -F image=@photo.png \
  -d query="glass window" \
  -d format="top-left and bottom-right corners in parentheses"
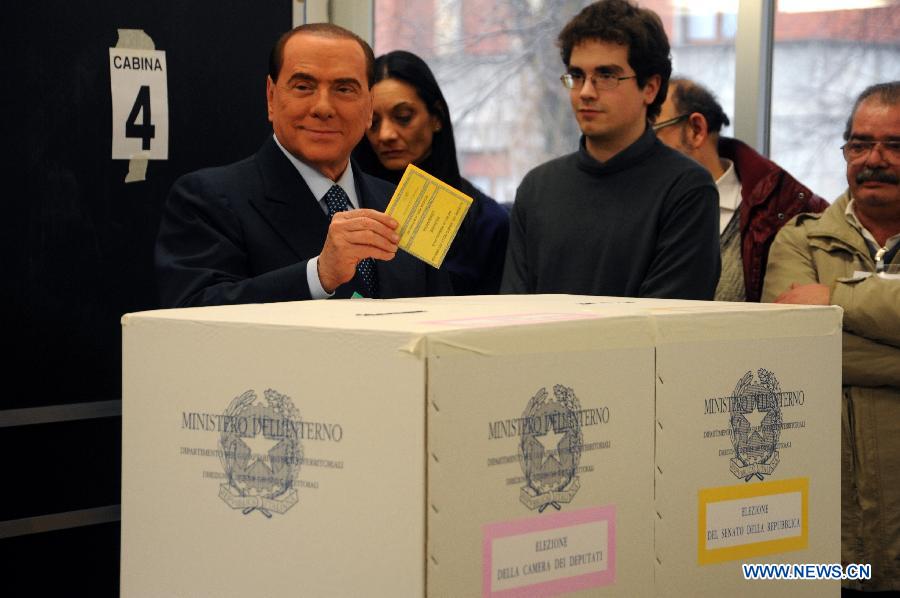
top-left (721, 13), bottom-right (738, 39)
top-left (374, 0), bottom-right (737, 203)
top-left (770, 1), bottom-right (900, 201)
top-left (685, 14), bottom-right (718, 41)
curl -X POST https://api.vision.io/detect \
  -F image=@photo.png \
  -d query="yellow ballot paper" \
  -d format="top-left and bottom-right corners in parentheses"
top-left (385, 164), bottom-right (473, 268)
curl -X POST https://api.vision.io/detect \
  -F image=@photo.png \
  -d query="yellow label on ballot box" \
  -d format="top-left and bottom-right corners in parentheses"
top-left (385, 164), bottom-right (473, 268)
top-left (698, 477), bottom-right (808, 565)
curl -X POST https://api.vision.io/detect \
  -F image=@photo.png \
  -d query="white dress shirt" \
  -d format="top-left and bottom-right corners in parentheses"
top-left (273, 135), bottom-right (360, 299)
top-left (715, 158), bottom-right (742, 235)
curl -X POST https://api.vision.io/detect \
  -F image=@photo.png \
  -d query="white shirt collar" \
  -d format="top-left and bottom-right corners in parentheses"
top-left (714, 158), bottom-right (742, 234)
top-left (715, 158), bottom-right (742, 211)
top-left (272, 134), bottom-right (359, 209)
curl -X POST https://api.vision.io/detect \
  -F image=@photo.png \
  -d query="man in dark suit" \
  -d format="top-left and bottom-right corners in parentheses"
top-left (156, 24), bottom-right (450, 307)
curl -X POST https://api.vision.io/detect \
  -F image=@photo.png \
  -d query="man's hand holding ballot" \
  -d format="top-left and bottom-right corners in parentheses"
top-left (318, 209), bottom-right (400, 294)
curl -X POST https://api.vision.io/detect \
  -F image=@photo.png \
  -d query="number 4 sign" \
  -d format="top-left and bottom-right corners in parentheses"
top-left (109, 48), bottom-right (168, 160)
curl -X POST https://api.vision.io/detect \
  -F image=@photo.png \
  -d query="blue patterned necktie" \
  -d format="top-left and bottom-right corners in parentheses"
top-left (322, 185), bottom-right (379, 297)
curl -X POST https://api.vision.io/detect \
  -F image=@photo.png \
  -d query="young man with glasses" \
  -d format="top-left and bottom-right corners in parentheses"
top-left (653, 78), bottom-right (827, 302)
top-left (501, 0), bottom-right (720, 299)
top-left (763, 81), bottom-right (900, 592)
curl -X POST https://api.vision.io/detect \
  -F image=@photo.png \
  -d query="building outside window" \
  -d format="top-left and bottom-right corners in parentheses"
top-left (374, 0), bottom-right (899, 203)
top-left (771, 0), bottom-right (900, 200)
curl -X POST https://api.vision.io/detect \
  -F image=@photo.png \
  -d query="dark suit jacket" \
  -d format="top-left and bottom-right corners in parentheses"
top-left (155, 137), bottom-right (452, 307)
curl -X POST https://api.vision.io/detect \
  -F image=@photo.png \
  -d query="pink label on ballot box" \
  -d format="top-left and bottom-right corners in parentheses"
top-left (483, 505), bottom-right (616, 597)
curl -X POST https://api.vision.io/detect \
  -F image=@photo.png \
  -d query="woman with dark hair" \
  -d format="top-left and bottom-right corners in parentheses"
top-left (353, 50), bottom-right (509, 295)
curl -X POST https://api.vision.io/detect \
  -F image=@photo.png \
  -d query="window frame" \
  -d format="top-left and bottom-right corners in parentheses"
top-left (316, 0), bottom-right (777, 156)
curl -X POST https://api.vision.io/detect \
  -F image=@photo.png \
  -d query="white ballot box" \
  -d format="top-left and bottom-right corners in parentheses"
top-left (121, 295), bottom-right (841, 597)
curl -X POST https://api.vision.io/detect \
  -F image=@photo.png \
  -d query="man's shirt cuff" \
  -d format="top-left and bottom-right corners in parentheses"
top-left (306, 256), bottom-right (334, 299)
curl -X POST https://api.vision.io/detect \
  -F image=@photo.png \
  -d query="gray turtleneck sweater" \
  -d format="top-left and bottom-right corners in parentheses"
top-left (501, 128), bottom-right (720, 299)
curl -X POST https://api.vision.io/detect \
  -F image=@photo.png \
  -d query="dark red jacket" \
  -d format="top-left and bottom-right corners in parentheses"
top-left (719, 137), bottom-right (829, 301)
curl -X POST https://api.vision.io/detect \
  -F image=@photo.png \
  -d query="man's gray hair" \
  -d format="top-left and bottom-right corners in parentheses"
top-left (844, 81), bottom-right (900, 140)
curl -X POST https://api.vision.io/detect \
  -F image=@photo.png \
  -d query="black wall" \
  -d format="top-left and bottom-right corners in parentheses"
top-left (2, 3), bottom-right (290, 594)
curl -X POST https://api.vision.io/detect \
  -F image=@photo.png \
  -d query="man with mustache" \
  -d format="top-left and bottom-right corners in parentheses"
top-left (156, 24), bottom-right (450, 307)
top-left (763, 81), bottom-right (900, 591)
top-left (501, 0), bottom-right (720, 299)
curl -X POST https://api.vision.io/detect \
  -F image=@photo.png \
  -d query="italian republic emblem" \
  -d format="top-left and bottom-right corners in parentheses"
top-left (729, 369), bottom-right (782, 482)
top-left (218, 389), bottom-right (302, 517)
top-left (519, 385), bottom-right (584, 512)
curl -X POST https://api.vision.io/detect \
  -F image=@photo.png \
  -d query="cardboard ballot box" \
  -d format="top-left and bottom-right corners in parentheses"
top-left (121, 295), bottom-right (841, 597)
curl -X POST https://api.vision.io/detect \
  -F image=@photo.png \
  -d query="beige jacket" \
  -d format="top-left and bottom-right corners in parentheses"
top-left (763, 190), bottom-right (900, 589)
top-left (763, 190), bottom-right (900, 381)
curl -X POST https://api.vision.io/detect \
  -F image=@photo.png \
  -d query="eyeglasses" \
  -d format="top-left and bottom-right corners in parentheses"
top-left (652, 114), bottom-right (689, 132)
top-left (840, 139), bottom-right (900, 163)
top-left (560, 72), bottom-right (637, 91)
